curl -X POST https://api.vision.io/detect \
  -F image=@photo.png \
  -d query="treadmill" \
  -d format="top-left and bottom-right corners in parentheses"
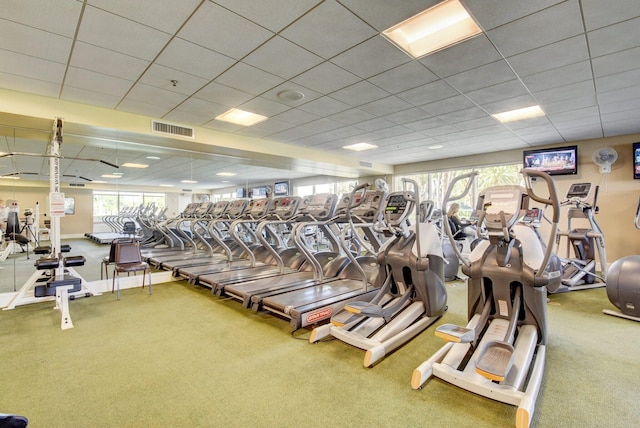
top-left (175, 197), bottom-right (281, 285)
top-left (222, 192), bottom-right (353, 307)
top-left (257, 184), bottom-right (388, 330)
top-left (141, 202), bottom-right (200, 258)
top-left (201, 193), bottom-right (340, 294)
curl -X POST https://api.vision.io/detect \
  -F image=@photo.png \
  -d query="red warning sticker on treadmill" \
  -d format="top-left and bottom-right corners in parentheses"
top-left (306, 307), bottom-right (332, 324)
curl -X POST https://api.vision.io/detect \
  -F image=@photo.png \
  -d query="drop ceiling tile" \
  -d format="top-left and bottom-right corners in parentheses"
top-left (482, 94), bottom-right (538, 115)
top-left (588, 17), bottom-right (640, 58)
top-left (213, 0), bottom-right (321, 33)
top-left (330, 35), bottom-right (411, 79)
top-left (330, 81), bottom-right (390, 107)
top-left (546, 105), bottom-right (600, 123)
top-left (539, 94), bottom-right (598, 115)
top-left (297, 96), bottom-right (351, 116)
top-left (367, 61), bottom-right (439, 94)
top-left (557, 125), bottom-right (604, 141)
top-left (70, 42), bottom-right (149, 80)
top-left (177, 1), bottom-right (274, 60)
top-left (172, 97), bottom-right (228, 118)
top-left (502, 116), bottom-right (551, 131)
top-left (326, 108), bottom-right (376, 125)
top-left (599, 94), bottom-right (640, 115)
top-left (63, 85), bottom-right (122, 108)
top-left (327, 125), bottom-right (368, 139)
top-left (404, 116), bottom-right (449, 132)
top-left (193, 81), bottom-right (254, 107)
top-left (507, 35), bottom-right (589, 77)
top-left (201, 119), bottom-right (244, 133)
top-left (89, 0), bottom-right (202, 33)
top-left (117, 98), bottom-right (173, 118)
top-left (595, 68), bottom-right (640, 93)
top-left (521, 61), bottom-right (593, 92)
top-left (337, 0), bottom-right (439, 32)
top-left (124, 82), bottom-right (189, 108)
top-left (445, 60), bottom-right (518, 93)
top-left (354, 117), bottom-right (397, 132)
top-left (1, 0), bottom-right (82, 38)
top-left (303, 118), bottom-right (347, 133)
top-left (0, 50), bottom-right (65, 83)
top-left (139, 64), bottom-right (209, 95)
top-left (419, 35), bottom-right (502, 78)
top-left (292, 61), bottom-right (360, 94)
top-left (384, 107), bottom-right (430, 125)
top-left (485, 0), bottom-right (583, 57)
top-left (463, 0), bottom-right (566, 31)
top-left (420, 95), bottom-right (477, 117)
top-left (466, 80), bottom-right (529, 106)
top-left (581, 0), bottom-right (640, 31)
top-left (519, 131), bottom-right (564, 145)
top-left (64, 66), bottom-right (133, 96)
top-left (239, 96), bottom-right (291, 117)
top-left (534, 80), bottom-right (595, 105)
top-left (271, 108), bottom-right (320, 126)
top-left (436, 106), bottom-right (490, 124)
top-left (592, 47), bottom-right (640, 78)
top-left (455, 117), bottom-right (502, 131)
top-left (266, 125), bottom-right (319, 143)
top-left (359, 96), bottom-right (413, 117)
top-left (243, 36), bottom-right (323, 80)
top-left (157, 38), bottom-right (236, 80)
top-left (0, 20), bottom-right (73, 63)
top-left (422, 124), bottom-right (461, 138)
top-left (214, 62), bottom-right (284, 95)
top-left (162, 109), bottom-right (215, 126)
top-left (397, 80), bottom-right (458, 106)
top-left (77, 6), bottom-right (171, 61)
top-left (281, 0), bottom-right (377, 59)
top-left (234, 119), bottom-right (294, 138)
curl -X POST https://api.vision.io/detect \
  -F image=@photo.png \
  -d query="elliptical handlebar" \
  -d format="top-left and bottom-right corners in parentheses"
top-left (441, 171), bottom-right (478, 268)
top-left (521, 168), bottom-right (561, 277)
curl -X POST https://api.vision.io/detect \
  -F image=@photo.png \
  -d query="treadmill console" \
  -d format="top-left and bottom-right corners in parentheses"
top-left (300, 193), bottom-right (338, 221)
top-left (384, 192), bottom-right (413, 226)
top-left (181, 203), bottom-right (199, 217)
top-left (248, 198), bottom-right (273, 218)
top-left (226, 199), bottom-right (250, 219)
top-left (566, 182), bottom-right (592, 201)
top-left (193, 201), bottom-right (213, 217)
top-left (351, 190), bottom-right (386, 222)
top-left (210, 200), bottom-right (230, 218)
top-left (269, 196), bottom-right (302, 220)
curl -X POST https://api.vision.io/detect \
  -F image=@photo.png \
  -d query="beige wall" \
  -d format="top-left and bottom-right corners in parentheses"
top-left (396, 134), bottom-right (640, 264)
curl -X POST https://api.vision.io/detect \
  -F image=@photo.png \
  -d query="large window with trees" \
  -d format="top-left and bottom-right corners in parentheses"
top-left (93, 191), bottom-right (166, 218)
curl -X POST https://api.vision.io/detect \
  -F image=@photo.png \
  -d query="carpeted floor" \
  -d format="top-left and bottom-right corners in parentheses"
top-left (0, 274), bottom-right (638, 428)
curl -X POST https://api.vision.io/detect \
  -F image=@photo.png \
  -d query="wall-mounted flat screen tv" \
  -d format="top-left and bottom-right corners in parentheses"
top-left (633, 142), bottom-right (640, 179)
top-left (252, 186), bottom-right (267, 199)
top-left (274, 181), bottom-right (289, 196)
top-left (523, 145), bottom-right (578, 176)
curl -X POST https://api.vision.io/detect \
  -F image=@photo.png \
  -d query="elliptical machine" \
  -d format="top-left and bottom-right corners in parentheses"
top-left (312, 178), bottom-right (447, 368)
top-left (603, 195), bottom-right (640, 322)
top-left (550, 182), bottom-right (607, 292)
top-left (411, 169), bottom-right (562, 428)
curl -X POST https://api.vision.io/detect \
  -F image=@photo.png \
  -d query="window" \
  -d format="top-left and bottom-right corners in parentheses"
top-left (93, 191), bottom-right (165, 219)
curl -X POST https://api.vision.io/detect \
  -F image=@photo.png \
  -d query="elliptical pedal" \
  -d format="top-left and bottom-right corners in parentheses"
top-left (434, 323), bottom-right (474, 343)
top-left (475, 340), bottom-right (515, 382)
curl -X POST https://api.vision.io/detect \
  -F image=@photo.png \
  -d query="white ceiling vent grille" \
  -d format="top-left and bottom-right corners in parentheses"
top-left (359, 160), bottom-right (373, 168)
top-left (152, 120), bottom-right (194, 138)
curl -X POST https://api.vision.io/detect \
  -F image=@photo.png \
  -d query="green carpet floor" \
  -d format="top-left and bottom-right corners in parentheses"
top-left (0, 280), bottom-right (638, 427)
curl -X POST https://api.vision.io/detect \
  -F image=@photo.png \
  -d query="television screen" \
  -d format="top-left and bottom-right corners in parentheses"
top-left (252, 186), bottom-right (267, 199)
top-left (523, 145), bottom-right (578, 176)
top-left (274, 181), bottom-right (289, 196)
top-left (634, 142), bottom-right (640, 179)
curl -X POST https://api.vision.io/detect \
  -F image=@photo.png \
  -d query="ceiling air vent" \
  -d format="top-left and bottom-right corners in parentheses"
top-left (359, 160), bottom-right (373, 168)
top-left (69, 183), bottom-right (85, 187)
top-left (152, 120), bottom-right (194, 138)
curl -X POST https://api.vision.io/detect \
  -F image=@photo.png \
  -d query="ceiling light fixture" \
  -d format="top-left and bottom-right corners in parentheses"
top-left (122, 162), bottom-right (149, 169)
top-left (159, 184), bottom-right (174, 187)
top-left (216, 172), bottom-right (237, 177)
top-left (382, 0), bottom-right (482, 58)
top-left (0, 176), bottom-right (20, 180)
top-left (277, 90), bottom-right (305, 102)
top-left (146, 156), bottom-right (161, 160)
top-left (428, 144), bottom-right (444, 149)
top-left (101, 174), bottom-right (121, 179)
top-left (215, 108), bottom-right (268, 126)
top-left (343, 142), bottom-right (378, 152)
top-left (180, 180), bottom-right (198, 184)
top-left (492, 105), bottom-right (545, 123)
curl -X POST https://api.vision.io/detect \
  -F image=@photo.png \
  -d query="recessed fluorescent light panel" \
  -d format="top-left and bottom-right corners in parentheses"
top-left (215, 108), bottom-right (268, 126)
top-left (101, 174), bottom-right (122, 179)
top-left (159, 184), bottom-right (174, 187)
top-left (343, 142), bottom-right (378, 152)
top-left (492, 106), bottom-right (545, 123)
top-left (428, 144), bottom-right (444, 149)
top-left (180, 180), bottom-right (198, 184)
top-left (1, 176), bottom-right (20, 180)
top-left (146, 156), bottom-right (161, 160)
top-left (383, 0), bottom-right (482, 58)
top-left (122, 162), bottom-right (149, 168)
top-left (216, 172), bottom-right (237, 177)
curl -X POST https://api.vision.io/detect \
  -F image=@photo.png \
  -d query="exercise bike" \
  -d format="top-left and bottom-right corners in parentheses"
top-left (411, 169), bottom-right (562, 428)
top-left (603, 194), bottom-right (640, 322)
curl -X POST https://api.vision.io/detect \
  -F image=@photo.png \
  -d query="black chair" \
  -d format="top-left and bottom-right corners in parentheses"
top-left (0, 413), bottom-right (28, 428)
top-left (111, 240), bottom-right (151, 300)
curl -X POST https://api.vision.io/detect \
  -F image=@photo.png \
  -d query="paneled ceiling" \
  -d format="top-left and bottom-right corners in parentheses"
top-left (0, 0), bottom-right (639, 189)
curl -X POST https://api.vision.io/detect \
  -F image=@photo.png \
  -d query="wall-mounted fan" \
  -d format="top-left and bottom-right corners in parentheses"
top-left (374, 178), bottom-right (389, 192)
top-left (592, 147), bottom-right (618, 174)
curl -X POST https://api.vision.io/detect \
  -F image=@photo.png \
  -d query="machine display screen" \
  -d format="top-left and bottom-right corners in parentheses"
top-left (385, 195), bottom-right (406, 215)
